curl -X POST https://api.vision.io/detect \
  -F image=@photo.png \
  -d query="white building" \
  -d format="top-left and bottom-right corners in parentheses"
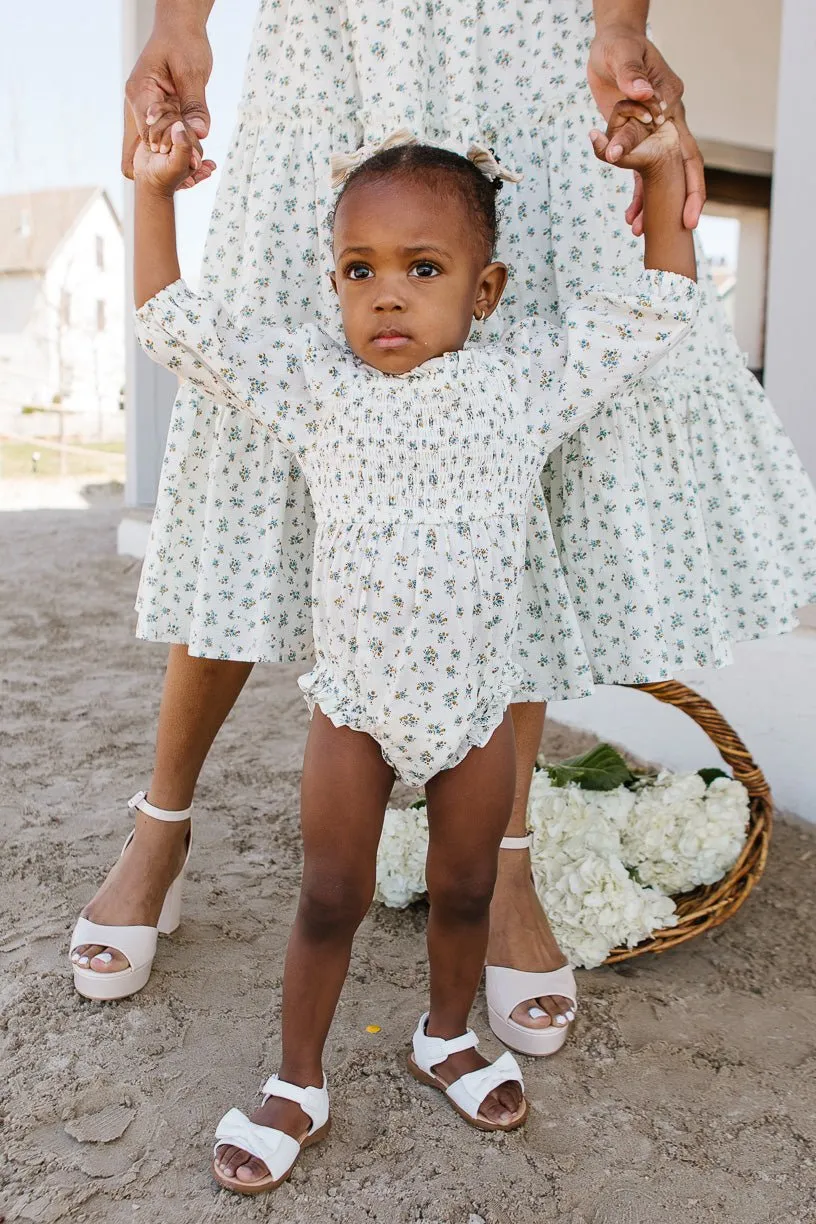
top-left (0, 186), bottom-right (125, 440)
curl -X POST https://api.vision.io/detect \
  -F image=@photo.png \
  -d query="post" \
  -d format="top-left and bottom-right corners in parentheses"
top-left (764, 0), bottom-right (816, 479)
top-left (122, 0), bottom-right (179, 508)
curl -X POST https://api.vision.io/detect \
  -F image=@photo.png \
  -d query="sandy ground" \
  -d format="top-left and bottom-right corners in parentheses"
top-left (1, 489), bottom-right (815, 1224)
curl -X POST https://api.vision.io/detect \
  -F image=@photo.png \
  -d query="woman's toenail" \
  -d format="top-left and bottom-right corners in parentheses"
top-left (565, 1009), bottom-right (575, 1021)
top-left (77, 956), bottom-right (90, 966)
top-left (528, 1006), bottom-right (546, 1019)
top-left (554, 1014), bottom-right (567, 1025)
top-left (95, 952), bottom-right (113, 965)
top-left (71, 952), bottom-right (80, 962)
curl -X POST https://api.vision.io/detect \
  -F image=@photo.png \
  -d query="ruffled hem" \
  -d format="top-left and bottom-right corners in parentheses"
top-left (299, 661), bottom-right (517, 788)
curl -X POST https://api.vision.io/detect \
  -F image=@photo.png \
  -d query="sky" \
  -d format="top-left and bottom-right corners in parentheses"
top-left (0, 0), bottom-right (737, 278)
top-left (0, 0), bottom-right (257, 282)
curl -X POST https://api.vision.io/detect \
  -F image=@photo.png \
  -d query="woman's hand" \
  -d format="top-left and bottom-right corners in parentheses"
top-left (588, 26), bottom-right (705, 232)
top-left (122, 14), bottom-right (213, 189)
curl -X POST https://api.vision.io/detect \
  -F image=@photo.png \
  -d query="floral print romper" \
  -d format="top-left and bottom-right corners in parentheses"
top-left (136, 271), bottom-right (697, 784)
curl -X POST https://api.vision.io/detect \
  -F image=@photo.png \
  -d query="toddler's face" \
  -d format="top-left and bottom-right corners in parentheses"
top-left (332, 177), bottom-right (507, 374)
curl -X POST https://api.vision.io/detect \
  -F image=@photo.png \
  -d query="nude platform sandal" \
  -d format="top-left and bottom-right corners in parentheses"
top-left (485, 834), bottom-right (577, 1056)
top-left (69, 791), bottom-right (192, 1001)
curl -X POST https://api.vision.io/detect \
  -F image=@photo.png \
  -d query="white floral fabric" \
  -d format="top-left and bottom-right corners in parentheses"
top-left (135, 0), bottom-right (816, 693)
top-left (136, 272), bottom-right (696, 783)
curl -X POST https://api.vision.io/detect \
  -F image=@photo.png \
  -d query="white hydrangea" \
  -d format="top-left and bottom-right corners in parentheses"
top-left (527, 773), bottom-right (676, 968)
top-left (374, 762), bottom-right (746, 969)
top-left (535, 852), bottom-right (678, 970)
top-left (622, 772), bottom-right (749, 895)
top-left (374, 805), bottom-right (428, 907)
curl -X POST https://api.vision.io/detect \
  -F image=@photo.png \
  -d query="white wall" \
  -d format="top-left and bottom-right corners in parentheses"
top-left (764, 0), bottom-right (816, 480)
top-left (651, 0), bottom-right (782, 153)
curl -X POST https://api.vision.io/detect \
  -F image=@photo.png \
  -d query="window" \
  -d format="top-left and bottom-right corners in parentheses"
top-left (697, 167), bottom-right (772, 381)
top-left (97, 300), bottom-right (106, 332)
top-left (60, 290), bottom-right (71, 326)
top-left (96, 235), bottom-right (105, 269)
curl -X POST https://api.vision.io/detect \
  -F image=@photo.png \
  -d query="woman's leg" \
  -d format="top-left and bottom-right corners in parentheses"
top-left (215, 708), bottom-right (394, 1186)
top-left (421, 713), bottom-right (523, 1126)
top-left (73, 647), bottom-right (253, 972)
top-left (486, 701), bottom-right (575, 1031)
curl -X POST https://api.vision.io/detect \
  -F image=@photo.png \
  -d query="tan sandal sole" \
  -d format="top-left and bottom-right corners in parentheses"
top-left (212, 1117), bottom-right (331, 1195)
top-left (406, 1055), bottom-right (528, 1132)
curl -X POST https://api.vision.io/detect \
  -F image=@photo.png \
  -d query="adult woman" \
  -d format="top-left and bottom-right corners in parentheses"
top-left (71, 0), bottom-right (815, 1052)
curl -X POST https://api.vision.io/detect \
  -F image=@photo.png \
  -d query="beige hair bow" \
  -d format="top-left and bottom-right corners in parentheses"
top-left (330, 129), bottom-right (523, 190)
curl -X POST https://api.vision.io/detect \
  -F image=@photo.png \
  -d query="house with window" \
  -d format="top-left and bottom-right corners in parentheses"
top-left (0, 186), bottom-right (125, 439)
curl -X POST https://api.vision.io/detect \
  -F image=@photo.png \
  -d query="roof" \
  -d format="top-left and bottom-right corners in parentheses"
top-left (0, 187), bottom-right (121, 275)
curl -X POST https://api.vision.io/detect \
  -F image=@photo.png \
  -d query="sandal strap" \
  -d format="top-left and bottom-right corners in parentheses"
top-left (447, 1051), bottom-right (524, 1121)
top-left (500, 834), bottom-right (532, 850)
top-left (260, 1075), bottom-right (329, 1133)
top-left (412, 1012), bottom-right (479, 1075)
top-left (129, 790), bottom-right (192, 823)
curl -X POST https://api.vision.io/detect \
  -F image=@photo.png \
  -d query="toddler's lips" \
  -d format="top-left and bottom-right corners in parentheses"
top-left (373, 331), bottom-right (411, 350)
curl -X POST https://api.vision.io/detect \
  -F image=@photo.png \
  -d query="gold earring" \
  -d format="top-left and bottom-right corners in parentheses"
top-left (475, 308), bottom-right (487, 322)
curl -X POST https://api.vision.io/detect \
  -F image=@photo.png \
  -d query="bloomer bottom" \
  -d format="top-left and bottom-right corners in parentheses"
top-left (298, 663), bottom-right (516, 789)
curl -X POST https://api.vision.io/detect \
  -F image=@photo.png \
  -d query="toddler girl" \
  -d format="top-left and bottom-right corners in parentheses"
top-left (133, 107), bottom-right (697, 1193)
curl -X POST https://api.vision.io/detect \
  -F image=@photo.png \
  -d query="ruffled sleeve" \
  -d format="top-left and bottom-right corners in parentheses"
top-left (500, 270), bottom-right (700, 456)
top-left (134, 279), bottom-right (323, 455)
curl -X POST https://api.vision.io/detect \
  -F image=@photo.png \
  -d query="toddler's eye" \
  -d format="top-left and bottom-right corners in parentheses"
top-left (347, 264), bottom-right (373, 280)
top-left (410, 262), bottom-right (440, 279)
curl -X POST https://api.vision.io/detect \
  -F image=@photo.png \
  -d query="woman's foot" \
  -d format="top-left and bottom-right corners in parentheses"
top-left (487, 848), bottom-right (575, 1032)
top-left (70, 809), bottom-right (190, 974)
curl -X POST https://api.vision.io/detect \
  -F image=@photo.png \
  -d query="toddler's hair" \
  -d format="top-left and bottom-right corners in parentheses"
top-left (332, 143), bottom-right (503, 261)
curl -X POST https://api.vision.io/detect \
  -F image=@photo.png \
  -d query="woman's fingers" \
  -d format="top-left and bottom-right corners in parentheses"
top-left (602, 100), bottom-right (664, 164)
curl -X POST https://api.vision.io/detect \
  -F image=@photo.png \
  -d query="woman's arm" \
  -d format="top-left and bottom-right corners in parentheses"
top-left (589, 2), bottom-right (706, 232)
top-left (123, 0), bottom-right (215, 184)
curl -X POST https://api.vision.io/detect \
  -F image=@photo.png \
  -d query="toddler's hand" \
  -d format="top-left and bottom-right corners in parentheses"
top-left (133, 118), bottom-right (216, 194)
top-left (589, 99), bottom-right (681, 177)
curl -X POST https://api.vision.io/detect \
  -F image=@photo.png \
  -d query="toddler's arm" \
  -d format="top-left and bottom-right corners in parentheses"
top-left (133, 120), bottom-right (211, 308)
top-left (590, 103), bottom-right (696, 281)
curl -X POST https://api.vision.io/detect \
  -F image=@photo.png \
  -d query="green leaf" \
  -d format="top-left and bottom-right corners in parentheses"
top-left (543, 743), bottom-right (636, 792)
top-left (409, 798), bottom-right (427, 810)
top-left (698, 767), bottom-right (730, 787)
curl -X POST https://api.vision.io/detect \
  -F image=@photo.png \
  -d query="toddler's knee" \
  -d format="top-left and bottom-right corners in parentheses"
top-left (298, 873), bottom-right (374, 940)
top-left (429, 871), bottom-right (496, 925)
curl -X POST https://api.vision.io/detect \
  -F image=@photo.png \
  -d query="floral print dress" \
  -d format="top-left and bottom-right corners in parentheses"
top-left (136, 271), bottom-right (697, 783)
top-left (134, 0), bottom-right (816, 697)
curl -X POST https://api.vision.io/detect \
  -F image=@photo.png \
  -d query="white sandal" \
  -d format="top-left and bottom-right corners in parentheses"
top-left (69, 791), bottom-right (192, 1001)
top-left (407, 1013), bottom-right (527, 1131)
top-left (485, 834), bottom-right (578, 1057)
top-left (212, 1075), bottom-right (330, 1195)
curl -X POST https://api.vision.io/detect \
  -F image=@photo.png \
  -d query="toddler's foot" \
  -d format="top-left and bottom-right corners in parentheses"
top-left (425, 1037), bottom-right (523, 1127)
top-left (213, 1073), bottom-right (330, 1193)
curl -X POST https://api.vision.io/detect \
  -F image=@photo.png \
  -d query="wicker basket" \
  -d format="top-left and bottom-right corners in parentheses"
top-left (603, 679), bottom-right (773, 965)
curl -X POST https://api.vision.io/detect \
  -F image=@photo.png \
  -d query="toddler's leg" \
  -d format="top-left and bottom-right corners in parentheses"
top-left (215, 707), bottom-right (394, 1187)
top-left (422, 713), bottom-right (522, 1126)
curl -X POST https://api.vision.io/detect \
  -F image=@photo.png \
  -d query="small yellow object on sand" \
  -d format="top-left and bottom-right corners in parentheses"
top-left (365, 1025), bottom-right (382, 1034)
